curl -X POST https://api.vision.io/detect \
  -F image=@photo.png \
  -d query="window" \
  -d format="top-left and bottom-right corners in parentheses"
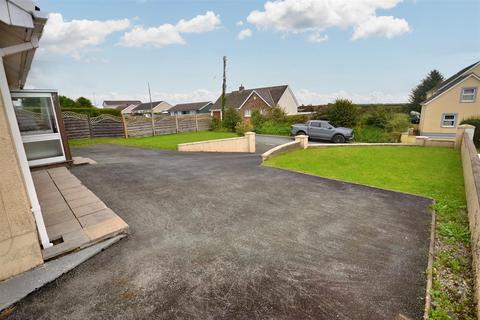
top-left (461, 87), bottom-right (477, 102)
top-left (441, 113), bottom-right (457, 128)
top-left (309, 121), bottom-right (321, 127)
top-left (244, 109), bottom-right (251, 117)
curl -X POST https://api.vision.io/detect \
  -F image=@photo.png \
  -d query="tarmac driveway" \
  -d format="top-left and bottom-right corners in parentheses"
top-left (8, 145), bottom-right (432, 320)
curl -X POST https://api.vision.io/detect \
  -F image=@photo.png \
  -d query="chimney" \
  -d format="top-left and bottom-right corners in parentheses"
top-left (239, 84), bottom-right (245, 92)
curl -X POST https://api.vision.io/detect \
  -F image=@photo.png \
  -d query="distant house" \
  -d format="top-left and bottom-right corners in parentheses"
top-left (420, 61), bottom-right (480, 138)
top-left (102, 100), bottom-right (141, 111)
top-left (121, 103), bottom-right (142, 115)
top-left (168, 101), bottom-right (213, 116)
top-left (210, 85), bottom-right (299, 120)
top-left (131, 101), bottom-right (172, 114)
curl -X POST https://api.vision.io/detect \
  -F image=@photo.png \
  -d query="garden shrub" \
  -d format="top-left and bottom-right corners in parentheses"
top-left (222, 107), bottom-right (242, 131)
top-left (61, 107), bottom-right (121, 117)
top-left (285, 114), bottom-right (308, 124)
top-left (266, 106), bottom-right (287, 122)
top-left (255, 120), bottom-right (291, 135)
top-left (235, 121), bottom-right (253, 135)
top-left (326, 99), bottom-right (358, 128)
top-left (251, 110), bottom-right (265, 128)
top-left (354, 126), bottom-right (400, 143)
top-left (365, 108), bottom-right (392, 129)
top-left (210, 118), bottom-right (222, 131)
top-left (386, 113), bottom-right (411, 133)
top-left (460, 117), bottom-right (480, 147)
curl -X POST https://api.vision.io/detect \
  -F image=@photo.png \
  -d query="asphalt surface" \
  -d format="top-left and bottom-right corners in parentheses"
top-left (254, 135), bottom-right (294, 154)
top-left (7, 145), bottom-right (432, 320)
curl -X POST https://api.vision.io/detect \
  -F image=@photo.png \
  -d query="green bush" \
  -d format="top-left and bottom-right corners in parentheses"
top-left (285, 114), bottom-right (308, 124)
top-left (354, 126), bottom-right (400, 143)
top-left (386, 113), bottom-right (411, 133)
top-left (235, 121), bottom-right (254, 135)
top-left (326, 99), bottom-right (358, 128)
top-left (365, 108), bottom-right (391, 129)
top-left (62, 108), bottom-right (121, 117)
top-left (222, 107), bottom-right (242, 131)
top-left (266, 106), bottom-right (287, 122)
top-left (255, 120), bottom-right (291, 136)
top-left (460, 117), bottom-right (480, 147)
top-left (251, 110), bottom-right (266, 128)
top-left (210, 118), bottom-right (222, 131)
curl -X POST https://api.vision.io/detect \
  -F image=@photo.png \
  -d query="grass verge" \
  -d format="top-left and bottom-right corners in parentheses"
top-left (68, 131), bottom-right (237, 151)
top-left (264, 146), bottom-right (475, 319)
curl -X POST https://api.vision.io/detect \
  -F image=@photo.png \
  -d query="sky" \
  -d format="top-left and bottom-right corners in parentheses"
top-left (27, 0), bottom-right (480, 106)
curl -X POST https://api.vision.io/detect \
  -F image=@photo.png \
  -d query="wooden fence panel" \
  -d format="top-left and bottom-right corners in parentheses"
top-left (64, 112), bottom-right (213, 139)
top-left (90, 115), bottom-right (125, 138)
top-left (63, 111), bottom-right (90, 139)
top-left (125, 116), bottom-right (153, 137)
top-left (197, 114), bottom-right (212, 131)
top-left (177, 115), bottom-right (197, 133)
top-left (154, 115), bottom-right (177, 135)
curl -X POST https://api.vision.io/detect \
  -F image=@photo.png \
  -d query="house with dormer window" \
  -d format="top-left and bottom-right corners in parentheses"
top-left (420, 61), bottom-right (480, 138)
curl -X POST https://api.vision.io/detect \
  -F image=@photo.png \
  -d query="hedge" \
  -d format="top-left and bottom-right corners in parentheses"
top-left (460, 117), bottom-right (480, 147)
top-left (61, 107), bottom-right (121, 117)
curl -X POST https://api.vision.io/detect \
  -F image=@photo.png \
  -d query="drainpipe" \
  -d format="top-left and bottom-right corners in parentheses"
top-left (0, 38), bottom-right (53, 249)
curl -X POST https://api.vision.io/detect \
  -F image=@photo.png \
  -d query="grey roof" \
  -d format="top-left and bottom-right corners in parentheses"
top-left (169, 102), bottom-right (212, 112)
top-left (423, 72), bottom-right (478, 104)
top-left (132, 101), bottom-right (166, 112)
top-left (103, 100), bottom-right (141, 106)
top-left (423, 61), bottom-right (480, 104)
top-left (211, 85), bottom-right (289, 110)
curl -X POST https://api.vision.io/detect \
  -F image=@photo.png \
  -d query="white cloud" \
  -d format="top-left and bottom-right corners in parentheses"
top-left (40, 13), bottom-right (130, 59)
top-left (236, 20), bottom-right (244, 26)
top-left (307, 32), bottom-right (328, 43)
top-left (296, 89), bottom-right (408, 105)
top-left (238, 28), bottom-right (253, 40)
top-left (352, 16), bottom-right (410, 40)
top-left (176, 11), bottom-right (220, 33)
top-left (120, 11), bottom-right (221, 47)
top-left (246, 0), bottom-right (410, 42)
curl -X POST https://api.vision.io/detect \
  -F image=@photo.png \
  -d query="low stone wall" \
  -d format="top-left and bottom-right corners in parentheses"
top-left (261, 135), bottom-right (308, 161)
top-left (178, 132), bottom-right (255, 153)
top-left (460, 132), bottom-right (480, 318)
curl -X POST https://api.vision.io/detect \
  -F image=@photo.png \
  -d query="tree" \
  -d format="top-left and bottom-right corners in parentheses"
top-left (222, 107), bottom-right (241, 131)
top-left (326, 99), bottom-right (358, 128)
top-left (408, 70), bottom-right (444, 112)
top-left (75, 97), bottom-right (94, 108)
top-left (59, 95), bottom-right (77, 109)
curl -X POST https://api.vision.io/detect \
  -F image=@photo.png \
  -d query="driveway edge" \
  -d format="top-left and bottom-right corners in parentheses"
top-left (424, 205), bottom-right (436, 320)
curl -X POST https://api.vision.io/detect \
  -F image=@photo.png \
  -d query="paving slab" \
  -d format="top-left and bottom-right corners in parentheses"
top-left (31, 167), bottom-right (129, 260)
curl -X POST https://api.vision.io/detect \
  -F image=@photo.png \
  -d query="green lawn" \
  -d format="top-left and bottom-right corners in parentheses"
top-left (69, 131), bottom-right (237, 151)
top-left (265, 146), bottom-right (474, 319)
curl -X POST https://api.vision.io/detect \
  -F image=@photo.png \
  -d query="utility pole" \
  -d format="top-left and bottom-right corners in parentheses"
top-left (148, 82), bottom-right (155, 136)
top-left (221, 56), bottom-right (227, 120)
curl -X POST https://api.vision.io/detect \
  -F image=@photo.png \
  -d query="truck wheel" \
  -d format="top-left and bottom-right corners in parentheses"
top-left (332, 134), bottom-right (345, 143)
top-left (296, 131), bottom-right (306, 136)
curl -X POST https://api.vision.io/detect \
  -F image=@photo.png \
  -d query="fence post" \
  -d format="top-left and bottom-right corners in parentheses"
top-left (175, 114), bottom-right (179, 133)
top-left (121, 114), bottom-right (128, 139)
top-left (151, 114), bottom-right (155, 137)
top-left (87, 115), bottom-right (93, 138)
top-left (195, 114), bottom-right (199, 132)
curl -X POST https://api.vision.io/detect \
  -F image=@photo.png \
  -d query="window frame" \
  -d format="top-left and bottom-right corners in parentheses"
top-left (441, 113), bottom-right (457, 128)
top-left (244, 109), bottom-right (252, 118)
top-left (460, 87), bottom-right (477, 103)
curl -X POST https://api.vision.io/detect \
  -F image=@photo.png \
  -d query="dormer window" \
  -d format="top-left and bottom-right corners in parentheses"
top-left (461, 87), bottom-right (477, 102)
